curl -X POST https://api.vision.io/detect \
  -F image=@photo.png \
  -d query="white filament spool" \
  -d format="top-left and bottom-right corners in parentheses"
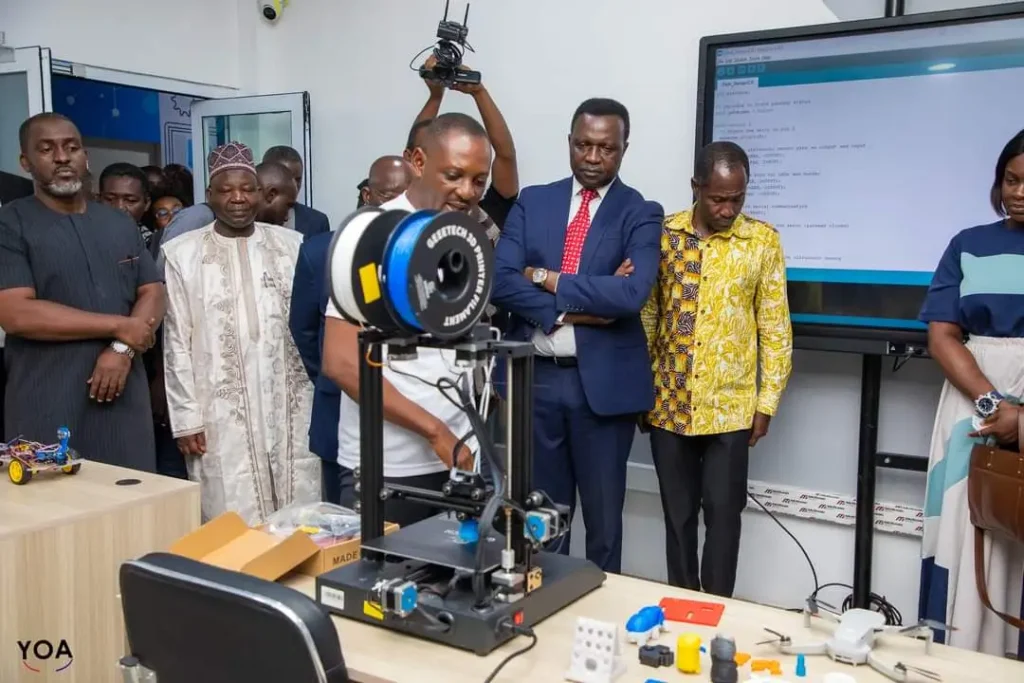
top-left (328, 207), bottom-right (383, 324)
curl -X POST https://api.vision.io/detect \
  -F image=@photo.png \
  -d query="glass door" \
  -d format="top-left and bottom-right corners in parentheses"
top-left (189, 93), bottom-right (312, 206)
top-left (0, 46), bottom-right (52, 180)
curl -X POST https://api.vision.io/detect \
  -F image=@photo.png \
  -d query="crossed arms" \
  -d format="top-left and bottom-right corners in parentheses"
top-left (491, 198), bottom-right (663, 332)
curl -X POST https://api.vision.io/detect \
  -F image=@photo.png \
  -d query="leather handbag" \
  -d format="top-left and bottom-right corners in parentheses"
top-left (967, 409), bottom-right (1024, 630)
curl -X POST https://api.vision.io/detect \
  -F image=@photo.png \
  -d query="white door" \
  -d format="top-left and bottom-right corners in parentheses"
top-left (190, 92), bottom-right (312, 206)
top-left (0, 46), bottom-right (52, 179)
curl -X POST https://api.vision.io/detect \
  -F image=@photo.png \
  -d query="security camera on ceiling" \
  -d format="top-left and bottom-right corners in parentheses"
top-left (259, 0), bottom-right (289, 24)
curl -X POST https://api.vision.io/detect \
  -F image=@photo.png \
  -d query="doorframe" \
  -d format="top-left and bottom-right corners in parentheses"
top-left (0, 46), bottom-right (52, 113)
top-left (0, 47), bottom-right (52, 178)
top-left (49, 59), bottom-right (240, 99)
top-left (190, 92), bottom-right (312, 206)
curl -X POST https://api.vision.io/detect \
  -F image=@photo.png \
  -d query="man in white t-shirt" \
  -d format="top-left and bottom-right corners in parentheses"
top-left (322, 113), bottom-right (494, 527)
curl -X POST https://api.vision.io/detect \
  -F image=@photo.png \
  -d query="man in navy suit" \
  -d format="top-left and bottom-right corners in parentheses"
top-left (492, 98), bottom-right (663, 573)
top-left (263, 145), bottom-right (331, 239)
top-left (289, 155), bottom-right (414, 502)
top-left (289, 228), bottom-right (344, 502)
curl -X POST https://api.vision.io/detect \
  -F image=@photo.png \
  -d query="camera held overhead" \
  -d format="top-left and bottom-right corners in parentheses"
top-left (417, 0), bottom-right (481, 88)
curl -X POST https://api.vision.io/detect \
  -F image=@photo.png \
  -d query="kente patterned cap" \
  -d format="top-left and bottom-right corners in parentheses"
top-left (207, 141), bottom-right (256, 179)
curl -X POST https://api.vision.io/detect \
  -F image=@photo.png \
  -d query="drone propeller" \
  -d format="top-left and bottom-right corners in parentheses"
top-left (756, 627), bottom-right (791, 646)
top-left (806, 595), bottom-right (841, 619)
top-left (882, 619), bottom-right (957, 635)
top-left (895, 662), bottom-right (941, 682)
top-left (917, 619), bottom-right (956, 632)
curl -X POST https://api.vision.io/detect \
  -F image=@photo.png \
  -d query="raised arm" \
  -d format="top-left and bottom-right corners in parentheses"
top-left (553, 200), bottom-right (663, 319)
top-left (162, 257), bottom-right (203, 440)
top-left (412, 58), bottom-right (445, 129)
top-left (321, 308), bottom-right (470, 468)
top-left (289, 243), bottom-right (322, 382)
top-left (490, 199), bottom-right (560, 333)
top-left (754, 231), bottom-right (793, 417)
top-left (464, 84), bottom-right (518, 198)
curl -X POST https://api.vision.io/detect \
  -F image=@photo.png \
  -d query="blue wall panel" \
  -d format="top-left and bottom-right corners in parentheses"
top-left (52, 75), bottom-right (161, 144)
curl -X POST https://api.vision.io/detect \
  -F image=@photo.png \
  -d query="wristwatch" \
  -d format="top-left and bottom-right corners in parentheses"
top-left (532, 267), bottom-right (549, 287)
top-left (974, 390), bottom-right (1004, 418)
top-left (110, 341), bottom-right (136, 360)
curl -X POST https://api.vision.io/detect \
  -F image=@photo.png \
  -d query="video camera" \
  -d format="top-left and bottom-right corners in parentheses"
top-left (418, 0), bottom-right (481, 88)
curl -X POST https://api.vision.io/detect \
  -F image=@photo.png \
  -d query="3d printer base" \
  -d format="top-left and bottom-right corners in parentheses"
top-left (316, 546), bottom-right (606, 655)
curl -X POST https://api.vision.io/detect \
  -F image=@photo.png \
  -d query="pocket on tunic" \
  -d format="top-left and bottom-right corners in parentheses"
top-left (117, 258), bottom-right (139, 304)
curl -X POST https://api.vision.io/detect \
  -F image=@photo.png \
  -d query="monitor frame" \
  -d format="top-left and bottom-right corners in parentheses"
top-left (694, 1), bottom-right (1024, 348)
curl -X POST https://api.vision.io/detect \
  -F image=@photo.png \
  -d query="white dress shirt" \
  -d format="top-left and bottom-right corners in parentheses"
top-left (531, 177), bottom-right (613, 357)
top-left (324, 193), bottom-right (475, 477)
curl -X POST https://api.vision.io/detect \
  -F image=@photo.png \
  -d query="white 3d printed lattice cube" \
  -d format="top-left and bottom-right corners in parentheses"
top-left (564, 617), bottom-right (626, 683)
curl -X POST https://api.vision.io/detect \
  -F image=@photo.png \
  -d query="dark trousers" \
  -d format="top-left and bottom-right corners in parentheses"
top-left (154, 421), bottom-right (188, 479)
top-left (338, 465), bottom-right (450, 528)
top-left (321, 459), bottom-right (342, 505)
top-left (650, 427), bottom-right (750, 598)
top-left (533, 361), bottom-right (635, 573)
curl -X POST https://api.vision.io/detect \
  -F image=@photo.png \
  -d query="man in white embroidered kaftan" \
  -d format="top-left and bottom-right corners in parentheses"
top-left (162, 141), bottom-right (320, 524)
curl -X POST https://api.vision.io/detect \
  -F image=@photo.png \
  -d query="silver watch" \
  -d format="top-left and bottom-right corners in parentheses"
top-left (974, 390), bottom-right (1003, 418)
top-left (110, 341), bottom-right (136, 359)
top-left (532, 267), bottom-right (549, 286)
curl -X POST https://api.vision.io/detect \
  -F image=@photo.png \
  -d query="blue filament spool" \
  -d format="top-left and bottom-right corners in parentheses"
top-left (380, 209), bottom-right (494, 340)
top-left (382, 210), bottom-right (437, 333)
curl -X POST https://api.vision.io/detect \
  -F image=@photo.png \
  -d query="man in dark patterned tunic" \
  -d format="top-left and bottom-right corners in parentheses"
top-left (0, 113), bottom-right (164, 471)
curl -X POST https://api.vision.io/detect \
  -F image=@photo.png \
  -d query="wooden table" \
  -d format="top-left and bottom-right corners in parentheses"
top-left (287, 571), bottom-right (1024, 683)
top-left (0, 461), bottom-right (200, 683)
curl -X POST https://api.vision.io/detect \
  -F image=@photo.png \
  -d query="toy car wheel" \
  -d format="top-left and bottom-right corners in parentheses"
top-left (62, 463), bottom-right (81, 475)
top-left (8, 459), bottom-right (32, 485)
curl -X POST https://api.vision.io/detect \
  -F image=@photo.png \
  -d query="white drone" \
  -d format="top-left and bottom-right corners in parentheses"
top-left (759, 597), bottom-right (949, 682)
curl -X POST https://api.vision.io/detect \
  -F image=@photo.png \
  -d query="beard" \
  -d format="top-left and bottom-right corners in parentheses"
top-left (45, 179), bottom-right (84, 198)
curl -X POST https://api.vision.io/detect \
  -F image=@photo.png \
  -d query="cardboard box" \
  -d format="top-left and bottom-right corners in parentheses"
top-left (169, 511), bottom-right (320, 581)
top-left (294, 521), bottom-right (400, 577)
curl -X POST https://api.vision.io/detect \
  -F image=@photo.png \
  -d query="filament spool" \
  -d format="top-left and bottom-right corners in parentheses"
top-left (328, 207), bottom-right (493, 340)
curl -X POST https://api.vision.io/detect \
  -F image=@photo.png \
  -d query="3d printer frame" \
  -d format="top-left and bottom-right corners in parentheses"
top-left (317, 325), bottom-right (606, 654)
top-left (355, 325), bottom-right (536, 566)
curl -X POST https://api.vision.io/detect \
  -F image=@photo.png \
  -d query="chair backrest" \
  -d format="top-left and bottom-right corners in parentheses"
top-left (119, 552), bottom-right (348, 683)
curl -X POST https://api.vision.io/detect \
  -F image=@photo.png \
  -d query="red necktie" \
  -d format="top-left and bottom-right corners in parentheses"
top-left (560, 188), bottom-right (597, 275)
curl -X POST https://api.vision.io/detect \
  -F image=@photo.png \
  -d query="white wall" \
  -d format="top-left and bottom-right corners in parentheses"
top-left (251, 0), bottom-right (839, 225)
top-left (0, 0), bottom-right (252, 89)
top-left (825, 0), bottom-right (1023, 21)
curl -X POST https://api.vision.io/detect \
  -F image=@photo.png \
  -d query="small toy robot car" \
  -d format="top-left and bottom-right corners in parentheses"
top-left (3, 426), bottom-right (83, 485)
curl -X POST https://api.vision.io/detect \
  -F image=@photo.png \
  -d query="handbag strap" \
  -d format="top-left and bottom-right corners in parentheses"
top-left (973, 527), bottom-right (1024, 630)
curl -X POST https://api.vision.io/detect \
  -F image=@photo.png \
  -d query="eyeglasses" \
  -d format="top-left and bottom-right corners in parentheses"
top-left (154, 206), bottom-right (183, 220)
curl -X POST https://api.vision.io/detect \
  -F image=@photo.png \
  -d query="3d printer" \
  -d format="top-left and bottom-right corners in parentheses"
top-left (315, 206), bottom-right (606, 655)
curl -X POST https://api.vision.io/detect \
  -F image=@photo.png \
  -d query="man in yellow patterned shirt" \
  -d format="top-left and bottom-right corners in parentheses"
top-left (640, 141), bottom-right (792, 597)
